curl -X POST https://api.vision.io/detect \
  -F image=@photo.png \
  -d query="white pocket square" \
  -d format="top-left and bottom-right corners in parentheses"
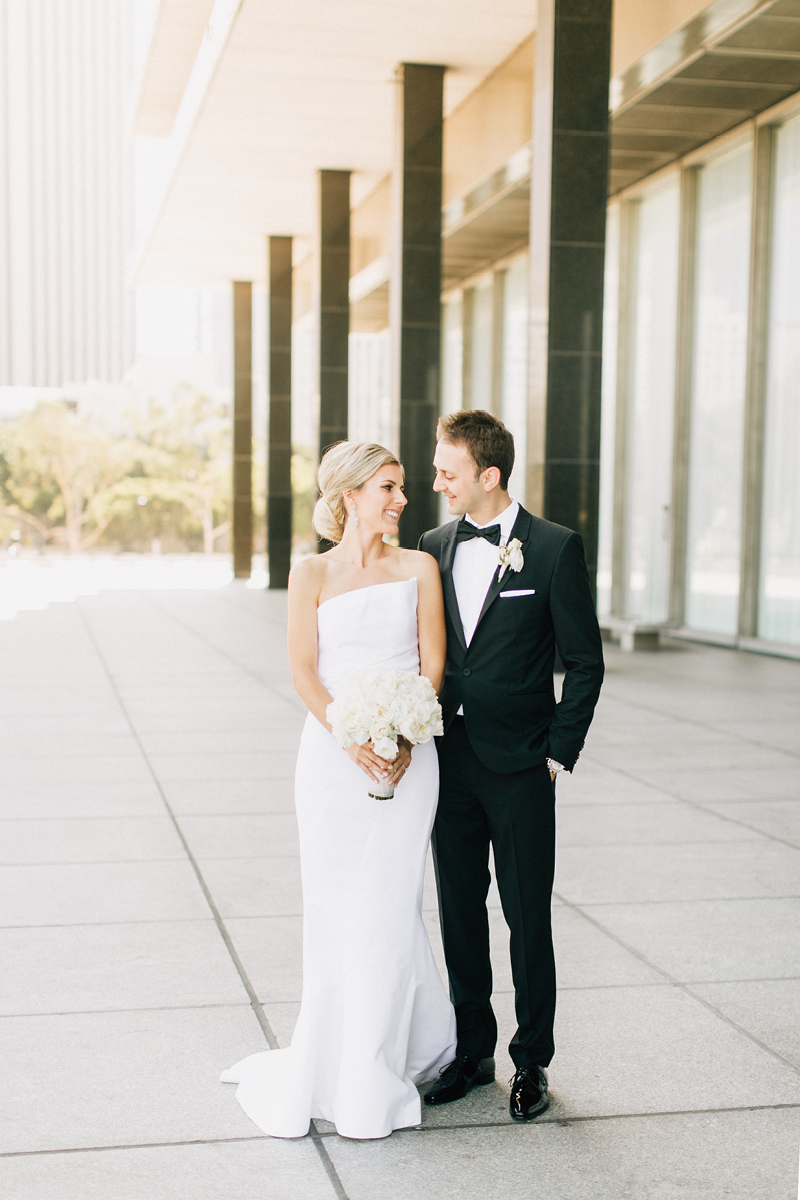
top-left (500, 589), bottom-right (536, 597)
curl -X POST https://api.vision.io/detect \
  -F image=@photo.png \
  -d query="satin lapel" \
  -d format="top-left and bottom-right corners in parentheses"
top-left (439, 524), bottom-right (467, 652)
top-left (474, 506), bottom-right (533, 631)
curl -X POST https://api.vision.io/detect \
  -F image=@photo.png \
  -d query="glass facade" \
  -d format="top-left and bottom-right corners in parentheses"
top-left (624, 177), bottom-right (680, 622)
top-left (348, 331), bottom-right (392, 448)
top-left (433, 99), bottom-right (800, 655)
top-left (597, 204), bottom-right (619, 617)
top-left (501, 253), bottom-right (528, 501)
top-left (685, 143), bottom-right (751, 635)
top-left (440, 256), bottom-right (529, 502)
top-left (440, 291), bottom-right (463, 418)
top-left (759, 113), bottom-right (800, 645)
top-left (467, 278), bottom-right (493, 407)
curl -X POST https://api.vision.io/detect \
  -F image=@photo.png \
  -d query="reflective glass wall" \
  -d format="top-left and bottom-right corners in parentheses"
top-left (440, 254), bottom-right (529, 504)
top-left (600, 102), bottom-right (800, 651)
top-left (759, 113), bottom-right (800, 644)
top-left (440, 292), bottom-right (463, 418)
top-left (466, 278), bottom-right (493, 407)
top-left (597, 204), bottom-right (619, 617)
top-left (685, 143), bottom-right (751, 635)
top-left (624, 177), bottom-right (680, 622)
top-left (501, 253), bottom-right (529, 501)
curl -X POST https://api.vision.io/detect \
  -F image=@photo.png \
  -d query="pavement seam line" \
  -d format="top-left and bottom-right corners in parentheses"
top-left (553, 892), bottom-right (800, 1080)
top-left (580, 751), bottom-right (800, 856)
top-left (75, 603), bottom-right (280, 1048)
top-left (600, 677), bottom-right (800, 764)
top-left (5, 1101), bottom-right (800, 1158)
top-left (145, 591), bottom-right (307, 715)
top-left (76, 600), bottom-right (352, 1200)
top-left (332, 1100), bottom-right (800, 1136)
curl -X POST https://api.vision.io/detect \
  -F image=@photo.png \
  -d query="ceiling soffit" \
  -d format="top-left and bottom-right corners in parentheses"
top-left (133, 0), bottom-right (537, 285)
top-left (441, 145), bottom-right (530, 289)
top-left (134, 0), bottom-right (218, 137)
top-left (610, 0), bottom-right (800, 194)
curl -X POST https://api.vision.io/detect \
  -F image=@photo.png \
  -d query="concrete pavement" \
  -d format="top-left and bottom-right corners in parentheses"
top-left (1, 579), bottom-right (799, 1198)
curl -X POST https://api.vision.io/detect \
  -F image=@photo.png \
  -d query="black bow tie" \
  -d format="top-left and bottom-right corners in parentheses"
top-left (456, 520), bottom-right (502, 546)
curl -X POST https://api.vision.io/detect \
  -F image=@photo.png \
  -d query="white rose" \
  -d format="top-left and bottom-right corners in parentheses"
top-left (372, 735), bottom-right (398, 760)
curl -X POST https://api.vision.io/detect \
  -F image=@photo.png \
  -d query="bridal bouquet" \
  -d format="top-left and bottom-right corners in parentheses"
top-left (327, 667), bottom-right (443, 800)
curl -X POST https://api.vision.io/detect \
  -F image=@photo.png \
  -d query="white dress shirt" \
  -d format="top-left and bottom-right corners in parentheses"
top-left (452, 499), bottom-right (519, 648)
top-left (450, 499), bottom-right (563, 772)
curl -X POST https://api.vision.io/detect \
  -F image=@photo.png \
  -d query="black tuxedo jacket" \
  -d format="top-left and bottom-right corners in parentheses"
top-left (419, 505), bottom-right (604, 774)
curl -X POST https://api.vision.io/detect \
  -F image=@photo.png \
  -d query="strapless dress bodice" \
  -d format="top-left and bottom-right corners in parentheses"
top-left (316, 578), bottom-right (419, 696)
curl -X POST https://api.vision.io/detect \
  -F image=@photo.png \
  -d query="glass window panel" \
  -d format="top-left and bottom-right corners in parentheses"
top-left (685, 143), bottom-right (751, 634)
top-left (469, 278), bottom-right (493, 406)
top-left (348, 330), bottom-right (392, 448)
top-left (760, 114), bottom-right (800, 645)
top-left (501, 252), bottom-right (528, 501)
top-left (440, 291), bottom-right (463, 417)
top-left (597, 204), bottom-right (620, 616)
top-left (625, 176), bottom-right (680, 622)
top-left (439, 291), bottom-right (463, 520)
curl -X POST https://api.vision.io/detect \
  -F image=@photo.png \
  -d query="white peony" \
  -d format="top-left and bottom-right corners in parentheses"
top-left (327, 667), bottom-right (444, 773)
top-left (372, 735), bottom-right (399, 761)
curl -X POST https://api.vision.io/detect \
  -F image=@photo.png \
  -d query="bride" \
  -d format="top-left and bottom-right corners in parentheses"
top-left (221, 441), bottom-right (456, 1140)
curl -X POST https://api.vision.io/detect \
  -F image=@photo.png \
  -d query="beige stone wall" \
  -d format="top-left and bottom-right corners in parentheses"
top-left (350, 177), bottom-right (392, 278)
top-left (612, 0), bottom-right (711, 77)
top-left (443, 35), bottom-right (534, 206)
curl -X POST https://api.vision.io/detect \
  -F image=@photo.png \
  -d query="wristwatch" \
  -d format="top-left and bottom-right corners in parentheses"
top-left (546, 758), bottom-right (565, 774)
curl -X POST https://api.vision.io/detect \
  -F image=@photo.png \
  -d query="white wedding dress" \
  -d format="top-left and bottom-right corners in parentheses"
top-left (221, 577), bottom-right (456, 1139)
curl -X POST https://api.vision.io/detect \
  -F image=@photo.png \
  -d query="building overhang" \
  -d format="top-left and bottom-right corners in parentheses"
top-left (442, 145), bottom-right (530, 289)
top-left (609, 0), bottom-right (800, 195)
top-left (133, 0), bottom-right (218, 137)
top-left (131, 0), bottom-right (537, 286)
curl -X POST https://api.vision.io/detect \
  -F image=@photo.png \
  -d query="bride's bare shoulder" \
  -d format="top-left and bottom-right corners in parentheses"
top-left (391, 547), bottom-right (440, 580)
top-left (289, 553), bottom-right (327, 597)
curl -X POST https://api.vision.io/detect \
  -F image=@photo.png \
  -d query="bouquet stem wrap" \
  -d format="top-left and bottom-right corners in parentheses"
top-left (326, 667), bottom-right (444, 800)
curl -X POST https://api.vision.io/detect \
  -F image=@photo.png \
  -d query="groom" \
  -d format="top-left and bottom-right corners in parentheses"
top-left (419, 410), bottom-right (604, 1121)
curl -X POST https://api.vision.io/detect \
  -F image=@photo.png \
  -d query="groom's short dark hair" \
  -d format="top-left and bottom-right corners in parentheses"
top-left (436, 410), bottom-right (515, 491)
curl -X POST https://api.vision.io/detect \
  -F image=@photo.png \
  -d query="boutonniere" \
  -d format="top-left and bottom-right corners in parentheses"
top-left (498, 538), bottom-right (524, 580)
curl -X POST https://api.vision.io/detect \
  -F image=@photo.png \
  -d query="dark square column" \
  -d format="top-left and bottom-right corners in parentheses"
top-left (232, 280), bottom-right (253, 578)
top-left (268, 236), bottom-right (293, 589)
top-left (318, 169), bottom-right (350, 457)
top-left (528, 0), bottom-right (612, 590)
top-left (392, 62), bottom-right (444, 549)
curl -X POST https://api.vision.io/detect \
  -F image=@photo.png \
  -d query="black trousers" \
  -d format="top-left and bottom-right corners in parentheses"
top-left (433, 717), bottom-right (556, 1069)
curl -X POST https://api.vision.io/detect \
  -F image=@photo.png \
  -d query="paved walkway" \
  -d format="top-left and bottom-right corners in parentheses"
top-left (1, 581), bottom-right (799, 1198)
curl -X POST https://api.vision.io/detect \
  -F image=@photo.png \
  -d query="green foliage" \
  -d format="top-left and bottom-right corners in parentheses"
top-left (0, 388), bottom-right (232, 553)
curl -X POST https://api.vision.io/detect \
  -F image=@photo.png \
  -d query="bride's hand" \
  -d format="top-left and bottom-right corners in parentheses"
top-left (386, 738), bottom-right (412, 786)
top-left (345, 741), bottom-right (392, 782)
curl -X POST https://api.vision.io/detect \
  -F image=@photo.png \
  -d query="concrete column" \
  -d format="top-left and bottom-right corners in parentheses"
top-left (528, 0), bottom-right (612, 590)
top-left (232, 280), bottom-right (253, 578)
top-left (318, 169), bottom-right (350, 458)
top-left (391, 62), bottom-right (444, 550)
top-left (268, 236), bottom-right (293, 589)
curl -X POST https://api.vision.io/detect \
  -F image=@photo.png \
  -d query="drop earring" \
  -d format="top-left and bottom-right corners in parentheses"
top-left (349, 506), bottom-right (359, 528)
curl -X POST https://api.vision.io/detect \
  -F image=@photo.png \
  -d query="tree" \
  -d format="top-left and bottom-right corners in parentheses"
top-left (0, 390), bottom-right (233, 554)
top-left (0, 402), bottom-right (146, 551)
top-left (130, 390), bottom-right (231, 553)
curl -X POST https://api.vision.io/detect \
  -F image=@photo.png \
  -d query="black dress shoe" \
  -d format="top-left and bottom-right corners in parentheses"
top-left (509, 1065), bottom-right (549, 1121)
top-left (423, 1054), bottom-right (496, 1106)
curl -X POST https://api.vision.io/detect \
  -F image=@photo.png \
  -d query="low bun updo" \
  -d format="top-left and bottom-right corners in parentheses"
top-left (312, 441), bottom-right (402, 544)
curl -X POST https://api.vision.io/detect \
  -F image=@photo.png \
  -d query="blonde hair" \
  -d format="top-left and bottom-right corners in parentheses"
top-left (312, 441), bottom-right (402, 543)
